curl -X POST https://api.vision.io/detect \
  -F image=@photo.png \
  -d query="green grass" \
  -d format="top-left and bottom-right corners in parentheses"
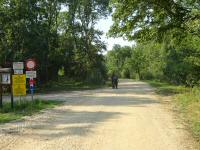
top-left (38, 78), bottom-right (108, 93)
top-left (145, 80), bottom-right (187, 95)
top-left (146, 80), bottom-right (200, 142)
top-left (0, 99), bottom-right (63, 123)
top-left (175, 88), bottom-right (200, 138)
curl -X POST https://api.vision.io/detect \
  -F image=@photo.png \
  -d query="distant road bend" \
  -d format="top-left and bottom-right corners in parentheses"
top-left (0, 79), bottom-right (197, 150)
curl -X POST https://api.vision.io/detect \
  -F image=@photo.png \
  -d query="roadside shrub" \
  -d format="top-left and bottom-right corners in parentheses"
top-left (121, 69), bottom-right (130, 78)
top-left (142, 71), bottom-right (154, 80)
top-left (86, 69), bottom-right (105, 84)
top-left (175, 87), bottom-right (200, 137)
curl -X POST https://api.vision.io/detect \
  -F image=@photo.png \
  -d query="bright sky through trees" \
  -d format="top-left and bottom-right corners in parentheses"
top-left (61, 5), bottom-right (134, 53)
top-left (95, 16), bottom-right (135, 52)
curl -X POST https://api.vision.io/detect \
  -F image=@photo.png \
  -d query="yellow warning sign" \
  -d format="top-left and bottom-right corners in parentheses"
top-left (12, 75), bottom-right (26, 96)
top-left (13, 84), bottom-right (26, 96)
top-left (12, 75), bottom-right (26, 85)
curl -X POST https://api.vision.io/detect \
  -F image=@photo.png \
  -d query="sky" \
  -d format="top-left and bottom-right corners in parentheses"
top-left (95, 16), bottom-right (135, 52)
top-left (61, 5), bottom-right (134, 53)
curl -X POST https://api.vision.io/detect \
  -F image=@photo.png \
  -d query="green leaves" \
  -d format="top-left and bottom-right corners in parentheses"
top-left (109, 0), bottom-right (199, 41)
top-left (0, 0), bottom-right (110, 83)
top-left (107, 0), bottom-right (200, 86)
top-left (106, 45), bottom-right (132, 77)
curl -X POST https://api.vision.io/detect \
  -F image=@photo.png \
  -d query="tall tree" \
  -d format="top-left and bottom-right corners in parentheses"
top-left (109, 0), bottom-right (200, 41)
top-left (0, 0), bottom-right (110, 84)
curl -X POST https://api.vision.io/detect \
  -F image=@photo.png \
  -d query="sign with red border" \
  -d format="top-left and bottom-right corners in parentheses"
top-left (26, 59), bottom-right (36, 70)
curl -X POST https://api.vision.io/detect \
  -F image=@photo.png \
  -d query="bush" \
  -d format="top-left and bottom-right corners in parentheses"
top-left (121, 69), bottom-right (130, 78)
top-left (142, 71), bottom-right (154, 80)
top-left (86, 69), bottom-right (105, 84)
top-left (175, 87), bottom-right (200, 137)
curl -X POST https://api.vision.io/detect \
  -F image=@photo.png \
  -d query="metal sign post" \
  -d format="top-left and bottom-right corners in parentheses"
top-left (29, 78), bottom-right (35, 101)
top-left (13, 62), bottom-right (24, 70)
top-left (11, 73), bottom-right (14, 109)
top-left (0, 68), bottom-right (12, 108)
top-left (26, 59), bottom-right (37, 102)
top-left (25, 59), bottom-right (36, 70)
top-left (0, 74), bottom-right (2, 108)
top-left (26, 71), bottom-right (36, 78)
top-left (12, 75), bottom-right (26, 96)
top-left (31, 86), bottom-right (34, 102)
top-left (12, 62), bottom-right (26, 108)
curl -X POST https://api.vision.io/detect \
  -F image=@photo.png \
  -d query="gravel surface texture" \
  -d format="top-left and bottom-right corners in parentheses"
top-left (0, 80), bottom-right (197, 150)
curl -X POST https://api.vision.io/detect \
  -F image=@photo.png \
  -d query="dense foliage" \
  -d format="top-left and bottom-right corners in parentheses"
top-left (106, 43), bottom-right (165, 80)
top-left (107, 0), bottom-right (200, 86)
top-left (0, 0), bottom-right (110, 84)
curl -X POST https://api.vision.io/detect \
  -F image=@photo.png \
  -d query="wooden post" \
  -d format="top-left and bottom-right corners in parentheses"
top-left (10, 72), bottom-right (14, 109)
top-left (0, 68), bottom-right (12, 109)
top-left (0, 74), bottom-right (2, 108)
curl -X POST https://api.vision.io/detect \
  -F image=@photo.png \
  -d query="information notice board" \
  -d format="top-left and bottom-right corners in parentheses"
top-left (12, 75), bottom-right (26, 96)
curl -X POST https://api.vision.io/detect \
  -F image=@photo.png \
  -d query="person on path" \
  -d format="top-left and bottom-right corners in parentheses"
top-left (111, 73), bottom-right (119, 89)
top-left (111, 73), bottom-right (115, 89)
top-left (113, 75), bottom-right (118, 89)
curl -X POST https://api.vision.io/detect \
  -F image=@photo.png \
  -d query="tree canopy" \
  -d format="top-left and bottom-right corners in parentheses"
top-left (107, 1), bottom-right (200, 86)
top-left (109, 0), bottom-right (200, 41)
top-left (0, 0), bottom-right (110, 84)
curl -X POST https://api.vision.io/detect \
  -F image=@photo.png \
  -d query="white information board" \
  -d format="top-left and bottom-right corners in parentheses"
top-left (14, 70), bottom-right (24, 75)
top-left (1, 74), bottom-right (11, 84)
top-left (13, 62), bottom-right (24, 70)
top-left (26, 71), bottom-right (37, 78)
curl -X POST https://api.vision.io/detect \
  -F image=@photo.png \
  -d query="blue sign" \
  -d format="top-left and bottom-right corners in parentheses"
top-left (30, 85), bottom-right (35, 94)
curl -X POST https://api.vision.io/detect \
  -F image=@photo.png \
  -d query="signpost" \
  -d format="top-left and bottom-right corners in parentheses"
top-left (2, 73), bottom-right (11, 84)
top-left (12, 75), bottom-right (26, 96)
top-left (29, 78), bottom-right (35, 101)
top-left (13, 62), bottom-right (24, 70)
top-left (25, 59), bottom-right (37, 101)
top-left (0, 68), bottom-right (13, 108)
top-left (14, 69), bottom-right (23, 75)
top-left (0, 59), bottom-right (37, 109)
top-left (26, 59), bottom-right (36, 70)
top-left (26, 71), bottom-right (37, 78)
top-left (13, 62), bottom-right (24, 75)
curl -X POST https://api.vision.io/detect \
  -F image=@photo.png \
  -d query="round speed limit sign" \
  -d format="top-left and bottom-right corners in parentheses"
top-left (26, 59), bottom-right (36, 70)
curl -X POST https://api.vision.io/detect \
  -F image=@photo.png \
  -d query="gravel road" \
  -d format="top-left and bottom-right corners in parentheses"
top-left (0, 80), bottom-right (197, 150)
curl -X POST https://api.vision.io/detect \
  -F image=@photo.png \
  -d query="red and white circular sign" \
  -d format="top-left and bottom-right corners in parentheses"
top-left (26, 59), bottom-right (36, 70)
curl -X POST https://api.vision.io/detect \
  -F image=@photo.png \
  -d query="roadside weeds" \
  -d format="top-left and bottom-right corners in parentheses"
top-left (146, 80), bottom-right (200, 147)
top-left (0, 99), bottom-right (63, 123)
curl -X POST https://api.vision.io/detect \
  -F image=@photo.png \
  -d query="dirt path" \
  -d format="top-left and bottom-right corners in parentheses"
top-left (0, 80), bottom-right (197, 150)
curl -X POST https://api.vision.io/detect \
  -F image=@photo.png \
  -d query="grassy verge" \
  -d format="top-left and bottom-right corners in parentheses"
top-left (0, 99), bottom-right (63, 123)
top-left (146, 80), bottom-right (200, 142)
top-left (176, 88), bottom-right (200, 139)
top-left (38, 78), bottom-right (108, 93)
top-left (145, 80), bottom-right (188, 95)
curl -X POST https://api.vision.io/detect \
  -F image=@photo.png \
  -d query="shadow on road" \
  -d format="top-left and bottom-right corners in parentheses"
top-left (20, 110), bottom-right (123, 138)
top-left (0, 80), bottom-right (160, 140)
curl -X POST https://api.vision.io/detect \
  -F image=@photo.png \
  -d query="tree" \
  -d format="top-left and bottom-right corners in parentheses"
top-left (106, 45), bottom-right (132, 78)
top-left (107, 0), bottom-right (200, 86)
top-left (59, 0), bottom-right (110, 81)
top-left (0, 0), bottom-right (110, 84)
top-left (109, 0), bottom-right (200, 41)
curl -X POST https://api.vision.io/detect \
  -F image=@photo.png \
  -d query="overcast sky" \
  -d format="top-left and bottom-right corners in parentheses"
top-left (95, 16), bottom-right (135, 52)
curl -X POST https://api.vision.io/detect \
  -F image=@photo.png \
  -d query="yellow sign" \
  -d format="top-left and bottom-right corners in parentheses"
top-left (12, 75), bottom-right (26, 84)
top-left (13, 84), bottom-right (26, 96)
top-left (12, 75), bottom-right (26, 96)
